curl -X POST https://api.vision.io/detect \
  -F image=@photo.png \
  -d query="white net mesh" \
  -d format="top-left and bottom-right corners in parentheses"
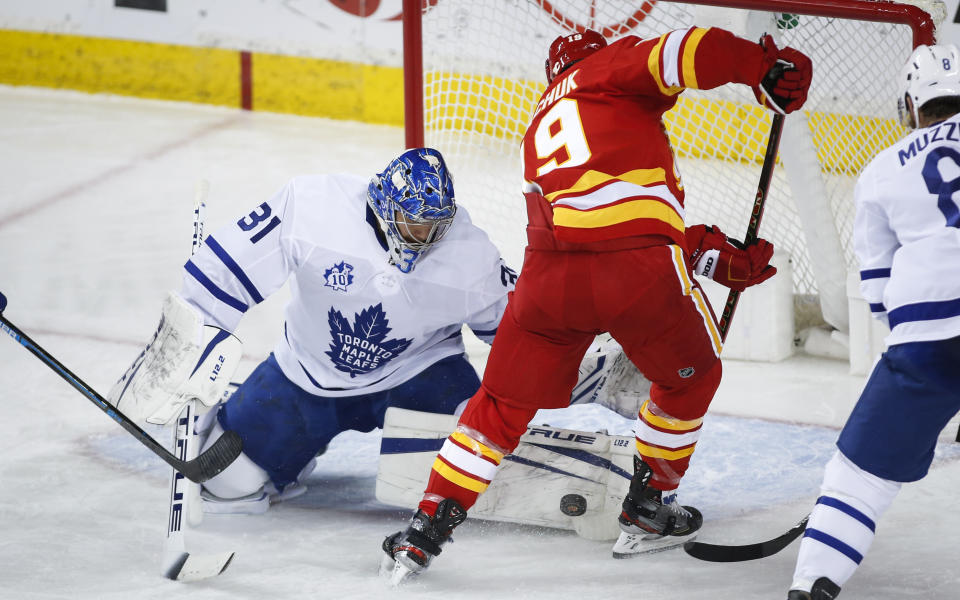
top-left (415, 0), bottom-right (944, 330)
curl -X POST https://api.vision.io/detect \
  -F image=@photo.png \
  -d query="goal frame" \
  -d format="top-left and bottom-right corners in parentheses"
top-left (401, 0), bottom-right (937, 148)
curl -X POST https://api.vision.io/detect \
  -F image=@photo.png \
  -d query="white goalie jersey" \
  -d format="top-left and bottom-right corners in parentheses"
top-left (180, 174), bottom-right (516, 397)
top-left (855, 113), bottom-right (960, 346)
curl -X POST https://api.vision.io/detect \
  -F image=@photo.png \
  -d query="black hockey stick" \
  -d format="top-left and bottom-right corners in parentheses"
top-left (0, 292), bottom-right (242, 483)
top-left (683, 114), bottom-right (797, 563)
top-left (716, 112), bottom-right (785, 341)
top-left (684, 514), bottom-right (808, 562)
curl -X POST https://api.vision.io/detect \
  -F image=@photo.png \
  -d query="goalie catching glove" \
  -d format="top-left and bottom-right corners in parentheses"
top-left (686, 224), bottom-right (776, 292)
top-left (107, 292), bottom-right (242, 425)
top-left (753, 34), bottom-right (812, 115)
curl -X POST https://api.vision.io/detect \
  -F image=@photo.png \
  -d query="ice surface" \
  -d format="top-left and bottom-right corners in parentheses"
top-left (1, 86), bottom-right (958, 599)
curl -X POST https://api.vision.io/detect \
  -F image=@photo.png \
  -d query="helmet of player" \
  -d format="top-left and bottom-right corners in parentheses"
top-left (897, 43), bottom-right (960, 128)
top-left (545, 29), bottom-right (607, 83)
top-left (367, 147), bottom-right (457, 273)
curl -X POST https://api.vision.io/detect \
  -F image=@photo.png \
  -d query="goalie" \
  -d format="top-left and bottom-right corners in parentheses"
top-left (107, 147), bottom-right (646, 515)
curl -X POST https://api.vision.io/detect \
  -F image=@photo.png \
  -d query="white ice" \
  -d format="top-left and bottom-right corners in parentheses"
top-left (1, 86), bottom-right (958, 599)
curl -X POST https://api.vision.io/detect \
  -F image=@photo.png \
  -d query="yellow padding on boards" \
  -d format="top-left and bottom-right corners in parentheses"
top-left (0, 29), bottom-right (238, 106)
top-left (253, 53), bottom-right (403, 125)
top-left (0, 30), bottom-right (405, 126)
top-left (431, 457), bottom-right (489, 493)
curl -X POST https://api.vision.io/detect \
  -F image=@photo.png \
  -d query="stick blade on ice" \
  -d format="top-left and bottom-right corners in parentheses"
top-left (163, 551), bottom-right (235, 581)
top-left (683, 515), bottom-right (809, 562)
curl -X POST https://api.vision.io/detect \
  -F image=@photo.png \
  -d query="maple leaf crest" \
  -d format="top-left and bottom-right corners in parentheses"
top-left (325, 303), bottom-right (412, 377)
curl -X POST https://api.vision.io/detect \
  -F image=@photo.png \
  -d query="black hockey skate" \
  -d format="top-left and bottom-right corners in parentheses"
top-left (381, 498), bottom-right (467, 585)
top-left (612, 456), bottom-right (703, 558)
top-left (787, 577), bottom-right (841, 600)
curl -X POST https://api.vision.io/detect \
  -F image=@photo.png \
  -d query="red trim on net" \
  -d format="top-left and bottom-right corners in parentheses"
top-left (403, 0), bottom-right (424, 148)
top-left (240, 51), bottom-right (253, 111)
top-left (662, 0), bottom-right (935, 47)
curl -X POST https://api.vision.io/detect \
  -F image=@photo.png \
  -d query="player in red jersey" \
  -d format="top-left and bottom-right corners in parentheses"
top-left (382, 26), bottom-right (812, 577)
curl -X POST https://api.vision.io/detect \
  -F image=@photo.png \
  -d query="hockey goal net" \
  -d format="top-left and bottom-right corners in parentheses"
top-left (402, 0), bottom-right (946, 339)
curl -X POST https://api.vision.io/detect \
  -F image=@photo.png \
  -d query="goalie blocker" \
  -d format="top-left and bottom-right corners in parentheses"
top-left (108, 292), bottom-right (243, 426)
top-left (376, 407), bottom-right (634, 541)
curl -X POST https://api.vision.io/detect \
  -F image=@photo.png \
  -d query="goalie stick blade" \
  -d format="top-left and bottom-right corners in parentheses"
top-left (162, 551), bottom-right (235, 581)
top-left (683, 515), bottom-right (809, 563)
top-left (178, 429), bottom-right (243, 483)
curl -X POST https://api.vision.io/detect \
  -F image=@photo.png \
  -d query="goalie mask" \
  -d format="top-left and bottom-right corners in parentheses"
top-left (897, 43), bottom-right (960, 128)
top-left (367, 147), bottom-right (457, 273)
top-left (545, 29), bottom-right (607, 83)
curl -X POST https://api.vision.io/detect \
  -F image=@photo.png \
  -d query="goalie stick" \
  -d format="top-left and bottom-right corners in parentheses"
top-left (683, 114), bottom-right (801, 563)
top-left (162, 180), bottom-right (236, 581)
top-left (0, 292), bottom-right (242, 483)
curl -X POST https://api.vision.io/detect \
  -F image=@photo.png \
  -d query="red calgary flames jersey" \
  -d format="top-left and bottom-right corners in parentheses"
top-left (521, 27), bottom-right (768, 249)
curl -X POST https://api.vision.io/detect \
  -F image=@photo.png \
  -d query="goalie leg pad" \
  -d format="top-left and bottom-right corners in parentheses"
top-left (377, 407), bottom-right (634, 540)
top-left (571, 333), bottom-right (651, 419)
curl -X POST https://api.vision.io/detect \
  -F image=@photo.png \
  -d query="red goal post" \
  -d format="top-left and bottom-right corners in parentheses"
top-left (401, 0), bottom-right (946, 344)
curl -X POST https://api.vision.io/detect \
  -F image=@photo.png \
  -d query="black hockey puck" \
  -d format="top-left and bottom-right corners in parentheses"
top-left (560, 494), bottom-right (587, 517)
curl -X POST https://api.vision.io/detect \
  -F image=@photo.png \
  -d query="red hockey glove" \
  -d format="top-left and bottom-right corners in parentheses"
top-left (686, 224), bottom-right (776, 292)
top-left (753, 34), bottom-right (812, 115)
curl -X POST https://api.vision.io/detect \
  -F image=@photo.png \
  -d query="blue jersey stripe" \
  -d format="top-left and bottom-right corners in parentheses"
top-left (471, 327), bottom-right (498, 337)
top-left (381, 437), bottom-right (444, 454)
top-left (205, 235), bottom-right (265, 304)
top-left (804, 527), bottom-right (864, 564)
top-left (185, 260), bottom-right (248, 313)
top-left (860, 268), bottom-right (891, 281)
top-left (816, 496), bottom-right (876, 532)
top-left (888, 296), bottom-right (960, 328)
top-left (869, 302), bottom-right (886, 314)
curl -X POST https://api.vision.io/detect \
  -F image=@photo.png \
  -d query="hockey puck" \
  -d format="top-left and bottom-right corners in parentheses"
top-left (560, 494), bottom-right (587, 517)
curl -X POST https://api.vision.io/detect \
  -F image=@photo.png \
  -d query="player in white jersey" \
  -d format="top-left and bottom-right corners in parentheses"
top-left (109, 148), bottom-right (521, 512)
top-left (787, 45), bottom-right (960, 600)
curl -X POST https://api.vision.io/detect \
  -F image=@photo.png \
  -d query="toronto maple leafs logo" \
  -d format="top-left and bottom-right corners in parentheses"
top-left (323, 261), bottom-right (354, 292)
top-left (325, 303), bottom-right (412, 377)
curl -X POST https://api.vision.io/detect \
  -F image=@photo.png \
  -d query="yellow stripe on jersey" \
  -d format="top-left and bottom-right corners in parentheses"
top-left (693, 286), bottom-right (723, 355)
top-left (648, 34), bottom-right (683, 96)
top-left (450, 430), bottom-right (504, 464)
top-left (647, 35), bottom-right (671, 96)
top-left (669, 246), bottom-right (723, 355)
top-left (553, 198), bottom-right (685, 231)
top-left (680, 27), bottom-right (709, 89)
top-left (671, 245), bottom-right (694, 295)
top-left (543, 168), bottom-right (667, 203)
top-left (430, 457), bottom-right (490, 493)
top-left (640, 399), bottom-right (703, 431)
top-left (635, 440), bottom-right (696, 460)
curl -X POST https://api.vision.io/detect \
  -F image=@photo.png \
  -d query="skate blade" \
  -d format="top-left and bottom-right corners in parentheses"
top-left (612, 530), bottom-right (697, 559)
top-left (379, 554), bottom-right (419, 586)
top-left (388, 560), bottom-right (417, 586)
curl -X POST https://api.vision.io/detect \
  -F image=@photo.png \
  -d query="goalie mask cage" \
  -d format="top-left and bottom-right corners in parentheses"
top-left (402, 0), bottom-right (945, 338)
